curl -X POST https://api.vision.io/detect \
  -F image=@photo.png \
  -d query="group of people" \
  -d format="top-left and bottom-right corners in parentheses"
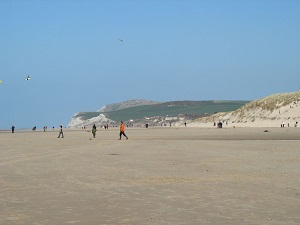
top-left (57, 121), bottom-right (128, 140)
top-left (281, 121), bottom-right (299, 128)
top-left (11, 121), bottom-right (130, 140)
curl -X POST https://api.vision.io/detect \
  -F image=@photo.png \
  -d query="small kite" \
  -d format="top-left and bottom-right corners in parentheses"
top-left (26, 75), bottom-right (30, 81)
top-left (0, 80), bottom-right (2, 84)
top-left (118, 38), bottom-right (123, 42)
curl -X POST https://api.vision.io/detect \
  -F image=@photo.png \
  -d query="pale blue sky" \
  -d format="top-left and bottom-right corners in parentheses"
top-left (1, 0), bottom-right (299, 129)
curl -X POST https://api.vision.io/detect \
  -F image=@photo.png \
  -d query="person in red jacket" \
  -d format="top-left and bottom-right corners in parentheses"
top-left (119, 121), bottom-right (128, 140)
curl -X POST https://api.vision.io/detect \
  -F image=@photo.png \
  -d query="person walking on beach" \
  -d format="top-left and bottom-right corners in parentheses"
top-left (11, 125), bottom-right (15, 133)
top-left (57, 124), bottom-right (64, 138)
top-left (92, 124), bottom-right (97, 138)
top-left (119, 121), bottom-right (128, 140)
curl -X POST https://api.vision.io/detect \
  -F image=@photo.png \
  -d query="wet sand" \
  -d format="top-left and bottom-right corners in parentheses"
top-left (1, 127), bottom-right (300, 225)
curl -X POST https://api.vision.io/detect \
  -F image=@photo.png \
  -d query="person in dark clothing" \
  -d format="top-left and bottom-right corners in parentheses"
top-left (11, 125), bottom-right (15, 133)
top-left (57, 124), bottom-right (64, 138)
top-left (92, 124), bottom-right (97, 138)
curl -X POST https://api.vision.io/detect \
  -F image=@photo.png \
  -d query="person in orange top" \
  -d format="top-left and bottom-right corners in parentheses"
top-left (119, 121), bottom-right (128, 140)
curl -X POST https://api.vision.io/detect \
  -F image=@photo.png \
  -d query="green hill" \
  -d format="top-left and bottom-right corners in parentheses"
top-left (68, 100), bottom-right (250, 128)
top-left (102, 100), bottom-right (249, 122)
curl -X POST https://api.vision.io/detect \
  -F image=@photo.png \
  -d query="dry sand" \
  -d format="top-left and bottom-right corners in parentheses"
top-left (1, 127), bottom-right (300, 225)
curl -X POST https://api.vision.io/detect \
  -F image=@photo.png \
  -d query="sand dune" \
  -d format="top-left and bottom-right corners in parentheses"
top-left (191, 92), bottom-right (300, 128)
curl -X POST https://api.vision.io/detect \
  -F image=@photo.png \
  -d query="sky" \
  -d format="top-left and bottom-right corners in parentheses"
top-left (0, 0), bottom-right (300, 129)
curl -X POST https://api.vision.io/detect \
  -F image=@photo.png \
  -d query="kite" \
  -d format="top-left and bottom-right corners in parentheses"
top-left (0, 80), bottom-right (2, 84)
top-left (118, 38), bottom-right (123, 42)
top-left (26, 75), bottom-right (30, 81)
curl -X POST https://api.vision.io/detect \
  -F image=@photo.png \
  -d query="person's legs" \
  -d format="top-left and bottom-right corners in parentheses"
top-left (58, 131), bottom-right (64, 138)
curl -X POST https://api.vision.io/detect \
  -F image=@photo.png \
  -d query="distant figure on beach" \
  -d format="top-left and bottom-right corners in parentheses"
top-left (184, 122), bottom-right (186, 127)
top-left (11, 125), bottom-right (15, 133)
top-left (119, 121), bottom-right (128, 140)
top-left (92, 124), bottom-right (97, 138)
top-left (57, 124), bottom-right (64, 138)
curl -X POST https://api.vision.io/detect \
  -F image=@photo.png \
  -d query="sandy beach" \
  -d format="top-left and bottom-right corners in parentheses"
top-left (1, 127), bottom-right (300, 225)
